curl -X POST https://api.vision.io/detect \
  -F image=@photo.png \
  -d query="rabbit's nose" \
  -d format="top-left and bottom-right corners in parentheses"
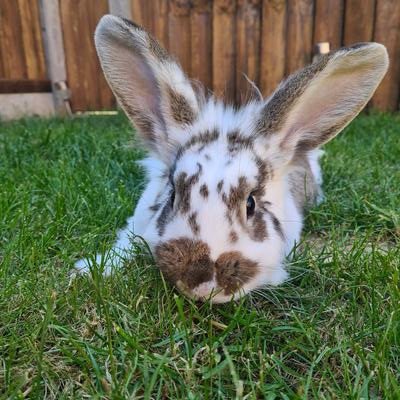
top-left (155, 238), bottom-right (214, 289)
top-left (215, 252), bottom-right (259, 294)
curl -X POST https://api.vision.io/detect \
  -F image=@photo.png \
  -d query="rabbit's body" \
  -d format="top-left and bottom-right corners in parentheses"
top-left (76, 15), bottom-right (388, 303)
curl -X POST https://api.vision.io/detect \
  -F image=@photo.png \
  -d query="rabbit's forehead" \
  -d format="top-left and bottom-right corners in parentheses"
top-left (173, 126), bottom-right (266, 186)
top-left (174, 143), bottom-right (260, 189)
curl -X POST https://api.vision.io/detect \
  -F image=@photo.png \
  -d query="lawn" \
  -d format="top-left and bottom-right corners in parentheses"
top-left (0, 112), bottom-right (399, 399)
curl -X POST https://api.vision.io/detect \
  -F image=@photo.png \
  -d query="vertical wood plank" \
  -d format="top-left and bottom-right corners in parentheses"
top-left (343, 0), bottom-right (375, 44)
top-left (131, 0), bottom-right (155, 34)
top-left (260, 0), bottom-right (287, 98)
top-left (86, 1), bottom-right (115, 110)
top-left (314, 0), bottom-right (343, 50)
top-left (371, 0), bottom-right (400, 111)
top-left (212, 0), bottom-right (237, 101)
top-left (60, 0), bottom-right (114, 111)
top-left (40, 0), bottom-right (67, 82)
top-left (40, 0), bottom-right (70, 114)
top-left (108, 0), bottom-right (132, 18)
top-left (168, 0), bottom-right (192, 75)
top-left (236, 0), bottom-right (262, 103)
top-left (191, 0), bottom-right (212, 87)
top-left (0, 1), bottom-right (27, 78)
top-left (19, 0), bottom-right (47, 79)
top-left (286, 0), bottom-right (314, 74)
top-left (154, 0), bottom-right (169, 49)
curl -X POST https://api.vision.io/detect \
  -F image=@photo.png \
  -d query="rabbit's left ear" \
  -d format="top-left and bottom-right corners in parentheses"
top-left (95, 15), bottom-right (200, 162)
top-left (257, 43), bottom-right (388, 159)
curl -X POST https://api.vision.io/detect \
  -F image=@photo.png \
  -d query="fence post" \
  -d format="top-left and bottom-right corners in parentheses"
top-left (39, 0), bottom-right (71, 116)
top-left (108, 0), bottom-right (132, 18)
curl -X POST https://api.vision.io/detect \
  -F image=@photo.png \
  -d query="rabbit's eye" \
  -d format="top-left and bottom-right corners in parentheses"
top-left (246, 195), bottom-right (255, 218)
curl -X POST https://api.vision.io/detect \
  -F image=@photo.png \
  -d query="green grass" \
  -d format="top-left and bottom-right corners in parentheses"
top-left (0, 112), bottom-right (399, 399)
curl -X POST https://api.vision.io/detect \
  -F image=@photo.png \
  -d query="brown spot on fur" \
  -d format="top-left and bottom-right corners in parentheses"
top-left (229, 231), bottom-right (238, 243)
top-left (217, 180), bottom-right (224, 193)
top-left (225, 211), bottom-right (233, 225)
top-left (251, 211), bottom-right (268, 242)
top-left (254, 157), bottom-right (273, 196)
top-left (118, 98), bottom-right (156, 143)
top-left (149, 203), bottom-right (161, 212)
top-left (155, 239), bottom-right (213, 289)
top-left (204, 154), bottom-right (211, 161)
top-left (227, 130), bottom-right (254, 153)
top-left (199, 184), bottom-right (209, 198)
top-left (176, 129), bottom-right (219, 160)
top-left (215, 252), bottom-right (258, 294)
top-left (270, 212), bottom-right (284, 239)
top-left (259, 203), bottom-right (284, 239)
top-left (222, 176), bottom-right (250, 226)
top-left (156, 193), bottom-right (174, 236)
top-left (120, 18), bottom-right (170, 62)
top-left (168, 86), bottom-right (196, 125)
top-left (175, 164), bottom-right (202, 214)
top-left (148, 34), bottom-right (170, 61)
top-left (188, 212), bottom-right (200, 235)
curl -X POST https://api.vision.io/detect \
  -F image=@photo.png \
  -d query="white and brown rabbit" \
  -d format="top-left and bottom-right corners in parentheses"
top-left (76, 15), bottom-right (388, 303)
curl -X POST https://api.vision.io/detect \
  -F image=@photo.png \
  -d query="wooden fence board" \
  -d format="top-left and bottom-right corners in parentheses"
top-left (108, 0), bottom-right (131, 18)
top-left (154, 0), bottom-right (169, 49)
top-left (0, 1), bottom-right (28, 79)
top-left (260, 0), bottom-right (287, 98)
top-left (286, 0), bottom-right (314, 74)
top-left (18, 0), bottom-right (47, 79)
top-left (236, 0), bottom-right (262, 103)
top-left (86, 3), bottom-right (115, 110)
top-left (344, 0), bottom-right (375, 44)
top-left (60, 0), bottom-right (114, 111)
top-left (131, 0), bottom-right (155, 34)
top-left (191, 0), bottom-right (212, 87)
top-left (371, 0), bottom-right (400, 111)
top-left (212, 0), bottom-right (237, 101)
top-left (168, 0), bottom-right (192, 75)
top-left (314, 0), bottom-right (343, 50)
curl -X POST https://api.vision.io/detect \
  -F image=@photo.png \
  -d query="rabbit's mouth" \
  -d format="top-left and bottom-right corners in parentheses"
top-left (176, 281), bottom-right (249, 304)
top-left (155, 238), bottom-right (259, 302)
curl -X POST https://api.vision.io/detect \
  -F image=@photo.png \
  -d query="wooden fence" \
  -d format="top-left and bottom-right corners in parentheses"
top-left (0, 0), bottom-right (399, 118)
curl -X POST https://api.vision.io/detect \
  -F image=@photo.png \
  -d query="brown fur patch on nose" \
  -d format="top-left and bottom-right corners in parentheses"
top-left (215, 252), bottom-right (258, 294)
top-left (155, 238), bottom-right (213, 289)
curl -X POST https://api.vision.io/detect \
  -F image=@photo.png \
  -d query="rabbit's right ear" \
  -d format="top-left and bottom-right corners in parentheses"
top-left (95, 15), bottom-right (200, 162)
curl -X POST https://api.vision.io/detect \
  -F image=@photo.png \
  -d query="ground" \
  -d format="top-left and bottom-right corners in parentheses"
top-left (0, 112), bottom-right (399, 399)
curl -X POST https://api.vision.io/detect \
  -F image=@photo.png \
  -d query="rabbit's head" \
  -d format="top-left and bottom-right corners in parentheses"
top-left (95, 15), bottom-right (388, 302)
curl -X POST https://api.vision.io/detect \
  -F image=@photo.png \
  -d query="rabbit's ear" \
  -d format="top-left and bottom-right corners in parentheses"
top-left (257, 43), bottom-right (388, 158)
top-left (95, 15), bottom-right (200, 161)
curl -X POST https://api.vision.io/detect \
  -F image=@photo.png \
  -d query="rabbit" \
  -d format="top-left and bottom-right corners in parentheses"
top-left (75, 14), bottom-right (388, 303)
